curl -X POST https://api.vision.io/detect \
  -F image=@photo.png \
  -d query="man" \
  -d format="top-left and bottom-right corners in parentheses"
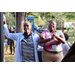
top-left (3, 15), bottom-right (42, 62)
top-left (39, 20), bottom-right (65, 62)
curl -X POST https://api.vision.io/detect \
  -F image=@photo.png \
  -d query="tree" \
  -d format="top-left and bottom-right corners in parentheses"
top-left (4, 12), bottom-right (16, 28)
top-left (16, 12), bottom-right (25, 33)
top-left (24, 12), bottom-right (27, 21)
top-left (4, 12), bottom-right (75, 33)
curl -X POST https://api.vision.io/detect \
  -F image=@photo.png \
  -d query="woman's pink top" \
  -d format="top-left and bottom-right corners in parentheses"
top-left (41, 31), bottom-right (64, 52)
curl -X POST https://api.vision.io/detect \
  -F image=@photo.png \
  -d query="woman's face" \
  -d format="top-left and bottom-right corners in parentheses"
top-left (48, 21), bottom-right (57, 32)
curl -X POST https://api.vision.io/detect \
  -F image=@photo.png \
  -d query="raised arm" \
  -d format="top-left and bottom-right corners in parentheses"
top-left (3, 15), bottom-right (20, 41)
top-left (4, 24), bottom-right (21, 41)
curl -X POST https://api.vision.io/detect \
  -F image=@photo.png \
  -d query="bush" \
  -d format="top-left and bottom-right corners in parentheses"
top-left (56, 28), bottom-right (61, 30)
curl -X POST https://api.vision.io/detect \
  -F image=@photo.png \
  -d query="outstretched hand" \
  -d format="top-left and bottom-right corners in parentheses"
top-left (3, 15), bottom-right (6, 24)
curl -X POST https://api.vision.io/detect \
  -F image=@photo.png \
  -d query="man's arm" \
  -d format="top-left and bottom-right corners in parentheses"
top-left (4, 24), bottom-right (21, 41)
top-left (3, 15), bottom-right (20, 41)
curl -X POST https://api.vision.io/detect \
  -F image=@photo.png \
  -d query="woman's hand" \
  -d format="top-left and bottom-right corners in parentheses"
top-left (53, 31), bottom-right (65, 44)
top-left (53, 30), bottom-right (57, 37)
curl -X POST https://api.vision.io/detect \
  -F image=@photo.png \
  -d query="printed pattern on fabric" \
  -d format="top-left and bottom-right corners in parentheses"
top-left (41, 31), bottom-right (63, 51)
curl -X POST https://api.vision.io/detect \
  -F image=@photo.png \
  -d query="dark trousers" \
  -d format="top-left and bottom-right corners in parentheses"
top-left (10, 41), bottom-right (15, 54)
top-left (62, 42), bottom-right (75, 62)
top-left (38, 51), bottom-right (42, 62)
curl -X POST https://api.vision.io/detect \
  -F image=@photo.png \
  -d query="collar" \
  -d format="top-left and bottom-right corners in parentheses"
top-left (23, 32), bottom-right (32, 39)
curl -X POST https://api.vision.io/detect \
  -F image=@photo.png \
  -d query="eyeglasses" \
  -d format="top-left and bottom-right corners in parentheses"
top-left (49, 23), bottom-right (56, 26)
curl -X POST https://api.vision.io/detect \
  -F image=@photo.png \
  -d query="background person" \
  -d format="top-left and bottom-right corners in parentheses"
top-left (61, 28), bottom-right (70, 57)
top-left (62, 33), bottom-right (70, 57)
top-left (9, 27), bottom-right (15, 55)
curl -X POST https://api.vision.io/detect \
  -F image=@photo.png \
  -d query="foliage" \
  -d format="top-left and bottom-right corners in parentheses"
top-left (3, 12), bottom-right (75, 28)
top-left (25, 12), bottom-right (56, 27)
top-left (3, 12), bottom-right (16, 28)
top-left (26, 12), bottom-right (75, 28)
top-left (52, 12), bottom-right (75, 22)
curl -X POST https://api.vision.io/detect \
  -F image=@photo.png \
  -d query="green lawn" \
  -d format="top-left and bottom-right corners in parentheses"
top-left (67, 32), bottom-right (75, 42)
top-left (66, 31), bottom-right (75, 46)
top-left (4, 45), bottom-right (15, 62)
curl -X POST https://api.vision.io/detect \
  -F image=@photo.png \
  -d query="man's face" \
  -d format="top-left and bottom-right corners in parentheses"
top-left (24, 23), bottom-right (32, 33)
top-left (48, 21), bottom-right (57, 32)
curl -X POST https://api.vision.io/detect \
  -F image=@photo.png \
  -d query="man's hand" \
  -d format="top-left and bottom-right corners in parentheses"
top-left (39, 34), bottom-right (45, 39)
top-left (3, 15), bottom-right (6, 24)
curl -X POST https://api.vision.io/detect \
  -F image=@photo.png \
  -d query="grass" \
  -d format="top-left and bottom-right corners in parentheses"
top-left (4, 45), bottom-right (15, 62)
top-left (67, 37), bottom-right (75, 42)
top-left (67, 32), bottom-right (75, 42)
top-left (66, 30), bottom-right (75, 46)
top-left (4, 56), bottom-right (15, 62)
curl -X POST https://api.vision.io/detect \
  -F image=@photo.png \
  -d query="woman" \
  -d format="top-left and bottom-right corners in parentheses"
top-left (39, 20), bottom-right (65, 62)
top-left (62, 33), bottom-right (70, 57)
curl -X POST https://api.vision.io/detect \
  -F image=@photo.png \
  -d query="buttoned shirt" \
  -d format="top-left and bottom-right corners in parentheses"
top-left (4, 24), bottom-right (39, 62)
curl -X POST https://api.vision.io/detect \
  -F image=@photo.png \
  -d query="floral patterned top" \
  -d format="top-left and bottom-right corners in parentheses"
top-left (41, 31), bottom-right (64, 52)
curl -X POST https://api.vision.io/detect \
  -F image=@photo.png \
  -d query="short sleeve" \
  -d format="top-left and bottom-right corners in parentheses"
top-left (57, 31), bottom-right (64, 36)
top-left (41, 31), bottom-right (46, 35)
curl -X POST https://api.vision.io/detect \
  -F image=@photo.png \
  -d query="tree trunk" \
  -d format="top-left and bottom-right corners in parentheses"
top-left (16, 12), bottom-right (25, 33)
top-left (24, 12), bottom-right (27, 21)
